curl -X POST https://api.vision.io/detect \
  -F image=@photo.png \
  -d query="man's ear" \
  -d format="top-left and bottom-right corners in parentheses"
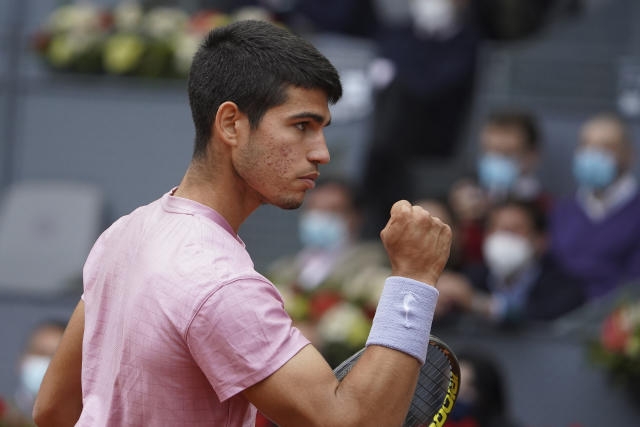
top-left (213, 101), bottom-right (247, 147)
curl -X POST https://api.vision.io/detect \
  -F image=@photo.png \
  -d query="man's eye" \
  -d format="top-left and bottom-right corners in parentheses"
top-left (295, 122), bottom-right (307, 131)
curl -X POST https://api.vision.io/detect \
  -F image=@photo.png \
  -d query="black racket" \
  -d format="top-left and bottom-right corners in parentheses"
top-left (333, 335), bottom-right (460, 427)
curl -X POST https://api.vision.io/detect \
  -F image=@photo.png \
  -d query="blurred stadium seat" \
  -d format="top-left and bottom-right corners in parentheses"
top-left (0, 180), bottom-right (104, 295)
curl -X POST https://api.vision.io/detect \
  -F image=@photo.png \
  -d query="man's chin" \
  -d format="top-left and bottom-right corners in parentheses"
top-left (273, 196), bottom-right (304, 210)
top-left (279, 200), bottom-right (303, 210)
top-left (260, 191), bottom-right (304, 210)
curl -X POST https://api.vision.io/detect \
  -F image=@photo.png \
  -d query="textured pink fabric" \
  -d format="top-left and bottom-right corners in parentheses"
top-left (77, 191), bottom-right (309, 426)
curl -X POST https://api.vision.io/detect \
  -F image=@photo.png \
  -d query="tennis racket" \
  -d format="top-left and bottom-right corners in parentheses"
top-left (333, 335), bottom-right (460, 427)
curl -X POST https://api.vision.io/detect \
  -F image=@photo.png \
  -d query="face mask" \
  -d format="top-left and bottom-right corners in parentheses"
top-left (483, 231), bottom-right (534, 279)
top-left (410, 0), bottom-right (457, 38)
top-left (572, 148), bottom-right (617, 190)
top-left (20, 355), bottom-right (51, 396)
top-left (477, 153), bottom-right (519, 192)
top-left (299, 211), bottom-right (348, 250)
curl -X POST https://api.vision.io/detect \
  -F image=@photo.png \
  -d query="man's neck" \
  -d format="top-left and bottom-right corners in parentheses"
top-left (173, 159), bottom-right (259, 233)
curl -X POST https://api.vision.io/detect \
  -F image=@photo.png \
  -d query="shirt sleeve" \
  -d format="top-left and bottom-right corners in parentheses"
top-left (186, 277), bottom-right (310, 402)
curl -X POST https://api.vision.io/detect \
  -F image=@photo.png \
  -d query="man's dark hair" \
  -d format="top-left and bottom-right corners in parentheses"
top-left (485, 109), bottom-right (541, 151)
top-left (188, 20), bottom-right (343, 158)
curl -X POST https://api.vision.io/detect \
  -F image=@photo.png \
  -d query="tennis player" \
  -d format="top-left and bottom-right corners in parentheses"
top-left (33, 20), bottom-right (451, 427)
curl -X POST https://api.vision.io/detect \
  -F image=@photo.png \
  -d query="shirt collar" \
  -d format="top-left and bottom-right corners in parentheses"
top-left (161, 187), bottom-right (244, 245)
top-left (577, 173), bottom-right (638, 222)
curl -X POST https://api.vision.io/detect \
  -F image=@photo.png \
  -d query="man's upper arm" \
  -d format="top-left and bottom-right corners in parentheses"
top-left (243, 343), bottom-right (421, 427)
top-left (242, 344), bottom-right (340, 426)
top-left (33, 299), bottom-right (84, 426)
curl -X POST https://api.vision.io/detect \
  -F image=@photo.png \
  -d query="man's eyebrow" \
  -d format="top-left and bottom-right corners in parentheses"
top-left (290, 112), bottom-right (332, 126)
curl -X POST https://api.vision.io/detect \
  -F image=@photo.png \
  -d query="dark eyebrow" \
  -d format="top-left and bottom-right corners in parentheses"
top-left (290, 112), bottom-right (331, 127)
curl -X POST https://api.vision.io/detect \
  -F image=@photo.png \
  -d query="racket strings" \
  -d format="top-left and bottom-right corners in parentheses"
top-left (332, 342), bottom-right (458, 427)
top-left (404, 349), bottom-right (452, 426)
top-left (333, 348), bottom-right (364, 380)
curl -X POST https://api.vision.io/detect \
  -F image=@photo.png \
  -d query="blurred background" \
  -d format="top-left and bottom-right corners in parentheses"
top-left (1, 0), bottom-right (640, 426)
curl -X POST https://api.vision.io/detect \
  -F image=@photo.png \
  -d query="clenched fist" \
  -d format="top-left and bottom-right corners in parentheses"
top-left (380, 200), bottom-right (452, 286)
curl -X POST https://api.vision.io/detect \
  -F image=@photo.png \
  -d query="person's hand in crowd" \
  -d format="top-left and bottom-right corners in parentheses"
top-left (434, 271), bottom-right (475, 318)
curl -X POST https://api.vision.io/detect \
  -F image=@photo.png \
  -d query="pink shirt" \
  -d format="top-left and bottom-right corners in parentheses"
top-left (77, 191), bottom-right (309, 426)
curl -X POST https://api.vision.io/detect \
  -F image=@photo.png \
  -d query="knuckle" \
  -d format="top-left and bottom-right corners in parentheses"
top-left (442, 223), bottom-right (453, 239)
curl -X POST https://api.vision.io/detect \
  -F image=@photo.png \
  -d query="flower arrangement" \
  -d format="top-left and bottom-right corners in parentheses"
top-left (31, 1), bottom-right (282, 79)
top-left (588, 298), bottom-right (640, 399)
top-left (273, 257), bottom-right (389, 368)
top-left (278, 285), bottom-right (376, 367)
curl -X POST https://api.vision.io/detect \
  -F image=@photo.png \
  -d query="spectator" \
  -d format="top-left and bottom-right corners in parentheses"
top-left (474, 109), bottom-right (547, 204)
top-left (9, 321), bottom-right (65, 423)
top-left (287, 2), bottom-right (561, 238)
top-left (358, 0), bottom-right (482, 237)
top-left (449, 109), bottom-right (549, 266)
top-left (266, 176), bottom-right (390, 366)
top-left (444, 348), bottom-right (522, 427)
top-left (437, 199), bottom-right (586, 326)
top-left (550, 112), bottom-right (640, 299)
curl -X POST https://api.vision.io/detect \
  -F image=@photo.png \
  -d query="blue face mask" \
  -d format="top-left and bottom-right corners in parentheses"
top-left (572, 149), bottom-right (617, 190)
top-left (298, 211), bottom-right (348, 249)
top-left (20, 355), bottom-right (51, 396)
top-left (477, 154), bottom-right (519, 192)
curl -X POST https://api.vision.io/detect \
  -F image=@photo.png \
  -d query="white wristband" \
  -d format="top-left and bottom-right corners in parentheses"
top-left (366, 276), bottom-right (439, 364)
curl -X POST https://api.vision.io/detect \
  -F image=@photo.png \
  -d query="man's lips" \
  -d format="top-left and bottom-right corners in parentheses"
top-left (299, 172), bottom-right (319, 189)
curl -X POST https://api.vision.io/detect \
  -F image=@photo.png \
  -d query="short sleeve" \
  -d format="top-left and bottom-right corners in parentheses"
top-left (186, 277), bottom-right (310, 402)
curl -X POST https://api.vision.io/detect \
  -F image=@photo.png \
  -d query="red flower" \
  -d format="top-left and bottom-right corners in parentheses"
top-left (601, 307), bottom-right (630, 353)
top-left (188, 10), bottom-right (229, 35)
top-left (308, 291), bottom-right (342, 321)
top-left (30, 31), bottom-right (52, 53)
top-left (99, 11), bottom-right (115, 30)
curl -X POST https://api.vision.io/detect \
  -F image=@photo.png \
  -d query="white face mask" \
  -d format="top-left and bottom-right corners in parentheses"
top-left (20, 355), bottom-right (51, 396)
top-left (483, 232), bottom-right (534, 279)
top-left (410, 0), bottom-right (458, 38)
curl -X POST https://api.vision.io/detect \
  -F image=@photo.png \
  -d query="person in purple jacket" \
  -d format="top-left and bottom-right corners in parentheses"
top-left (550, 112), bottom-right (640, 300)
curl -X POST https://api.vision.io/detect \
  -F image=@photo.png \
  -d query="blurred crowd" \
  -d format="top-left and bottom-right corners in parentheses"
top-left (255, 0), bottom-right (639, 351)
top-left (260, 108), bottom-right (640, 427)
top-left (266, 108), bottom-right (640, 347)
top-left (257, 2), bottom-right (637, 426)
